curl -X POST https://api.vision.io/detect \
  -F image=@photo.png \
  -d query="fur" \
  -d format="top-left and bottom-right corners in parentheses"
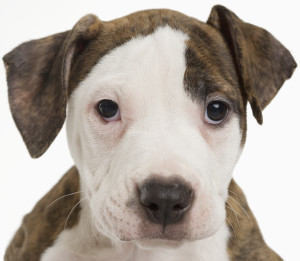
top-left (3, 5), bottom-right (296, 261)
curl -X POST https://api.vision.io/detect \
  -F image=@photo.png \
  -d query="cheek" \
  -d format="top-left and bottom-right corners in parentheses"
top-left (71, 112), bottom-right (126, 198)
top-left (187, 190), bottom-right (226, 238)
top-left (204, 117), bottom-right (241, 158)
top-left (78, 108), bottom-right (126, 174)
top-left (203, 117), bottom-right (242, 197)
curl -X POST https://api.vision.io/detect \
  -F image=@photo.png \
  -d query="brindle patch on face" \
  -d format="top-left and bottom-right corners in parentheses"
top-left (69, 9), bottom-right (247, 143)
top-left (70, 9), bottom-right (241, 93)
top-left (180, 20), bottom-right (247, 140)
top-left (184, 41), bottom-right (241, 110)
top-left (183, 38), bottom-right (246, 134)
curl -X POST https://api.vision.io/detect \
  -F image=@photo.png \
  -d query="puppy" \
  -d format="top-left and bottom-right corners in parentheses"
top-left (3, 5), bottom-right (296, 261)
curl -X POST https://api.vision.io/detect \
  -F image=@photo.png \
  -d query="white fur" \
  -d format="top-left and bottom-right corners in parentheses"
top-left (42, 26), bottom-right (242, 260)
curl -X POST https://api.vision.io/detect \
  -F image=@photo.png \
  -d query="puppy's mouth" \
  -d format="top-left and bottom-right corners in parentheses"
top-left (118, 220), bottom-right (222, 243)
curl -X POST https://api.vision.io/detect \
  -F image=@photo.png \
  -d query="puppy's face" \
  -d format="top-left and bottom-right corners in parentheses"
top-left (4, 6), bottom-right (295, 249)
top-left (67, 26), bottom-right (244, 244)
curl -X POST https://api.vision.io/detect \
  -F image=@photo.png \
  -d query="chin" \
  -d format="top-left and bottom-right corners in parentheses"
top-left (134, 238), bottom-right (186, 249)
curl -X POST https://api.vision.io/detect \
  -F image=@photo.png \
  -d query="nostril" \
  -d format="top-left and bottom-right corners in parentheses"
top-left (148, 203), bottom-right (159, 212)
top-left (173, 204), bottom-right (184, 211)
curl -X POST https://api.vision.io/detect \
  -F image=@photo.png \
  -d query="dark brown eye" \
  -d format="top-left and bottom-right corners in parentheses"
top-left (205, 101), bottom-right (228, 124)
top-left (97, 99), bottom-right (120, 122)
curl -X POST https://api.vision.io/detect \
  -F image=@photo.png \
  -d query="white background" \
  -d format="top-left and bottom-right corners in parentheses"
top-left (0, 0), bottom-right (299, 260)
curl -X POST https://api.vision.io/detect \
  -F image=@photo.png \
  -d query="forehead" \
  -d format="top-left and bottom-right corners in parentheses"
top-left (79, 26), bottom-right (198, 124)
top-left (70, 9), bottom-right (241, 107)
top-left (86, 26), bottom-right (187, 98)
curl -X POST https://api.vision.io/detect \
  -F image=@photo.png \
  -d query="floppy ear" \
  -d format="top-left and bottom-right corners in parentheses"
top-left (207, 5), bottom-right (296, 124)
top-left (3, 14), bottom-right (101, 158)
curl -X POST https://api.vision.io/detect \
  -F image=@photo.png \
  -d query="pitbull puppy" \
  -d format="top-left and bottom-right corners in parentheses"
top-left (3, 5), bottom-right (296, 261)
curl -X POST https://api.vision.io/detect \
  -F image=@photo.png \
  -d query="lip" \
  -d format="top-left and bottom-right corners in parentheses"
top-left (119, 218), bottom-right (225, 242)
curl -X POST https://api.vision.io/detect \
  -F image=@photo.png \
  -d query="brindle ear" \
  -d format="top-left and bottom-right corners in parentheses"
top-left (207, 5), bottom-right (297, 124)
top-left (3, 14), bottom-right (101, 158)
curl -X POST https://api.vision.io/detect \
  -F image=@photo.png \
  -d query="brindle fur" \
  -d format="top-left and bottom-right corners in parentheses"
top-left (207, 6), bottom-right (296, 126)
top-left (3, 15), bottom-right (101, 158)
top-left (4, 167), bottom-right (81, 261)
top-left (3, 7), bottom-right (296, 158)
top-left (3, 5), bottom-right (296, 261)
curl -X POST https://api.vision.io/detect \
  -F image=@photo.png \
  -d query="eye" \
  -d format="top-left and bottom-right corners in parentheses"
top-left (97, 99), bottom-right (120, 122)
top-left (205, 101), bottom-right (229, 125)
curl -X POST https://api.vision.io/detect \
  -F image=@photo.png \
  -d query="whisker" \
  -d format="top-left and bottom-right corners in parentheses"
top-left (47, 191), bottom-right (82, 209)
top-left (99, 205), bottom-right (112, 236)
top-left (64, 197), bottom-right (85, 230)
top-left (96, 203), bottom-right (117, 243)
top-left (228, 189), bottom-right (240, 198)
top-left (226, 201), bottom-right (242, 217)
top-left (225, 202), bottom-right (240, 227)
top-left (226, 217), bottom-right (236, 237)
top-left (91, 214), bottom-right (104, 246)
top-left (227, 195), bottom-right (253, 224)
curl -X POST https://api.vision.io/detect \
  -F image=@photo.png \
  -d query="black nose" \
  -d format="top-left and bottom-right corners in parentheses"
top-left (139, 178), bottom-right (193, 226)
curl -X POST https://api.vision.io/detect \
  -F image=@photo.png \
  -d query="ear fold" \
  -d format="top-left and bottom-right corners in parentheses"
top-left (207, 5), bottom-right (297, 124)
top-left (3, 14), bottom-right (101, 158)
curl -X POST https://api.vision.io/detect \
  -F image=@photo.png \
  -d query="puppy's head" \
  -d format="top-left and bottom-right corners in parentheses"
top-left (4, 6), bottom-right (296, 246)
